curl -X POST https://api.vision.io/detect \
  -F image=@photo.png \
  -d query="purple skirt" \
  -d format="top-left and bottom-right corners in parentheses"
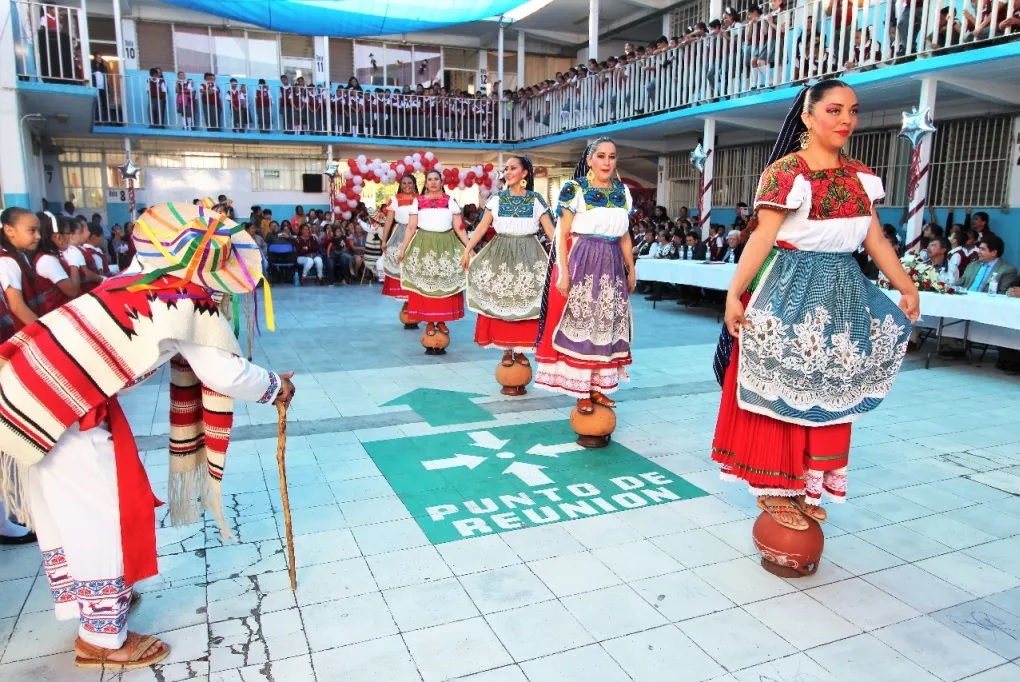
top-left (551, 235), bottom-right (632, 362)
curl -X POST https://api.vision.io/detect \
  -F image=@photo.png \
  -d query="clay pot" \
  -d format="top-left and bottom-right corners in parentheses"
top-left (752, 510), bottom-right (825, 578)
top-left (421, 330), bottom-right (450, 355)
top-left (399, 303), bottom-right (419, 329)
top-left (569, 403), bottom-right (616, 448)
top-left (495, 360), bottom-right (532, 396)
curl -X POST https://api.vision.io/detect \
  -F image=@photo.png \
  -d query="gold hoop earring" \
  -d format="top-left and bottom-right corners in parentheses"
top-left (799, 130), bottom-right (811, 150)
top-left (586, 169), bottom-right (596, 184)
top-left (519, 178), bottom-right (528, 189)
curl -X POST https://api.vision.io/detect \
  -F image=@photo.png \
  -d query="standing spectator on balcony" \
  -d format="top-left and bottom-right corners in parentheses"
top-left (279, 74), bottom-right (294, 133)
top-left (845, 27), bottom-right (882, 71)
top-left (928, 7), bottom-right (965, 50)
top-left (37, 4), bottom-right (75, 82)
top-left (893, 0), bottom-right (927, 57)
top-left (148, 68), bottom-right (168, 129)
top-left (823, 0), bottom-right (855, 68)
top-left (174, 71), bottom-right (195, 131)
top-left (720, 9), bottom-right (743, 95)
top-left (964, 0), bottom-right (1011, 41)
top-left (254, 79), bottom-right (272, 132)
top-left (292, 76), bottom-right (308, 134)
top-left (91, 54), bottom-right (110, 122)
top-left (1000, 0), bottom-right (1020, 33)
top-left (307, 85), bottom-right (325, 134)
top-left (200, 73), bottom-right (222, 132)
top-left (227, 79), bottom-right (245, 133)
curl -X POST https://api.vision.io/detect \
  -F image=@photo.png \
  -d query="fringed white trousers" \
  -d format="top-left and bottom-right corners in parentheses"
top-left (29, 422), bottom-right (129, 649)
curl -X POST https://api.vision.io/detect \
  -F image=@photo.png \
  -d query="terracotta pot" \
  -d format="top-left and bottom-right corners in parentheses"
top-left (752, 510), bottom-right (825, 577)
top-left (495, 361), bottom-right (532, 396)
top-left (399, 303), bottom-right (418, 329)
top-left (421, 330), bottom-right (450, 354)
top-left (569, 404), bottom-right (616, 448)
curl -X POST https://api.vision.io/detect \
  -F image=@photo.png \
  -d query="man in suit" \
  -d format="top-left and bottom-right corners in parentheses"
top-left (677, 230), bottom-right (708, 261)
top-left (715, 230), bottom-right (744, 264)
top-left (958, 235), bottom-right (1017, 294)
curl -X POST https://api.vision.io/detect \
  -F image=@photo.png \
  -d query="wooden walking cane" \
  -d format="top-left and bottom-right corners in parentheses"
top-left (276, 401), bottom-right (298, 590)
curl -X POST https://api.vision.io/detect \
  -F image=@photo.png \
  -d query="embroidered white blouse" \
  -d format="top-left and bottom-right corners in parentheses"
top-left (411, 194), bottom-right (461, 232)
top-left (557, 178), bottom-right (633, 239)
top-left (484, 190), bottom-right (550, 236)
top-left (754, 153), bottom-right (884, 254)
top-left (386, 195), bottom-right (418, 226)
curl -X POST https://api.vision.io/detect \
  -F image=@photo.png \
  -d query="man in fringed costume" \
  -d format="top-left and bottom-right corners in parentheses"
top-left (0, 200), bottom-right (294, 670)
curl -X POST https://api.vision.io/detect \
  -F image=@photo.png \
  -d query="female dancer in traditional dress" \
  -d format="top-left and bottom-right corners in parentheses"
top-left (399, 169), bottom-right (468, 349)
top-left (535, 137), bottom-right (635, 414)
top-left (711, 80), bottom-right (919, 530)
top-left (381, 175), bottom-right (419, 327)
top-left (460, 156), bottom-right (555, 386)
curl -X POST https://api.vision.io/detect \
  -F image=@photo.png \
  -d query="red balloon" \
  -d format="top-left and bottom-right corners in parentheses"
top-left (483, 163), bottom-right (494, 172)
top-left (347, 158), bottom-right (357, 168)
top-left (345, 179), bottom-right (354, 188)
top-left (466, 172), bottom-right (476, 181)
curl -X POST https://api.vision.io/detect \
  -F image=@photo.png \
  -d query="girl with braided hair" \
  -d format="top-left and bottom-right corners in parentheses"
top-left (711, 80), bottom-right (919, 531)
top-left (534, 138), bottom-right (636, 414)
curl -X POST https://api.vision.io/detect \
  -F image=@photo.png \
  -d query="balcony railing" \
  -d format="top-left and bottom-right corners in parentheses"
top-left (72, 0), bottom-right (1020, 143)
top-left (95, 76), bottom-right (503, 142)
top-left (12, 1), bottom-right (89, 84)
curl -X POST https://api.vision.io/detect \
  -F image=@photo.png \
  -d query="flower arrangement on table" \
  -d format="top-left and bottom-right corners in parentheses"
top-left (878, 253), bottom-right (960, 294)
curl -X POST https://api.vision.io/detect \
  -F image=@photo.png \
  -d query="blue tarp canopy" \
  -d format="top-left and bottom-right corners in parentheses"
top-left (159, 0), bottom-right (529, 36)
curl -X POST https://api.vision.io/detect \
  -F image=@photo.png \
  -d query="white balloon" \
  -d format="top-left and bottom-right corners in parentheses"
top-left (434, 163), bottom-right (443, 172)
top-left (424, 151), bottom-right (435, 161)
top-left (342, 211), bottom-right (352, 219)
top-left (352, 176), bottom-right (363, 185)
top-left (404, 155), bottom-right (413, 165)
top-left (356, 154), bottom-right (367, 165)
top-left (342, 170), bottom-right (352, 180)
top-left (488, 170), bottom-right (498, 180)
top-left (347, 199), bottom-right (358, 208)
top-left (352, 185), bottom-right (363, 195)
top-left (396, 164), bottom-right (405, 175)
top-left (412, 153), bottom-right (422, 162)
top-left (413, 162), bottom-right (423, 173)
top-left (458, 181), bottom-right (466, 190)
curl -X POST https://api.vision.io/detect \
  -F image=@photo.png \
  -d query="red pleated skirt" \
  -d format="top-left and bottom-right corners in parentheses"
top-left (474, 315), bottom-right (539, 350)
top-left (406, 291), bottom-right (465, 322)
top-left (382, 275), bottom-right (408, 299)
top-left (711, 332), bottom-right (851, 499)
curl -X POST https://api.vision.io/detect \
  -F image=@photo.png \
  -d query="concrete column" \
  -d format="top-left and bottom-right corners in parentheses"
top-left (497, 21), bottom-right (504, 141)
top-left (588, 0), bottom-right (599, 61)
top-left (478, 48), bottom-right (487, 93)
top-left (517, 31), bottom-right (525, 87)
top-left (710, 0), bottom-right (723, 20)
top-left (904, 78), bottom-right (937, 249)
top-left (662, 12), bottom-right (671, 37)
top-left (699, 118), bottom-right (716, 238)
top-left (0, 0), bottom-right (31, 208)
top-left (322, 37), bottom-right (331, 133)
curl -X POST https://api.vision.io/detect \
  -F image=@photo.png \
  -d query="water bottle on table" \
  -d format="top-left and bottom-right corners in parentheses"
top-left (988, 273), bottom-right (999, 297)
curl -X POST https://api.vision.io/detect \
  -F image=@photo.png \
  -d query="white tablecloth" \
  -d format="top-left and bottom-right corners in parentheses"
top-left (882, 290), bottom-right (1020, 332)
top-left (636, 259), bottom-right (737, 290)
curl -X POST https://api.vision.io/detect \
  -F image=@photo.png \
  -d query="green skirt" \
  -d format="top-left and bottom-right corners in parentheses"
top-left (467, 234), bottom-right (548, 320)
top-left (400, 229), bottom-right (467, 297)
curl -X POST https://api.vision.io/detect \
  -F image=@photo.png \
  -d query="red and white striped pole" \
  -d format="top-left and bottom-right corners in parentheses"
top-left (903, 79), bottom-right (937, 251)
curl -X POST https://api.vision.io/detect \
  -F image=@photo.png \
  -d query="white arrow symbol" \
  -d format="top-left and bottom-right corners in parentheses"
top-left (527, 442), bottom-right (584, 457)
top-left (503, 461), bottom-right (554, 486)
top-left (468, 431), bottom-right (509, 450)
top-left (422, 453), bottom-right (488, 471)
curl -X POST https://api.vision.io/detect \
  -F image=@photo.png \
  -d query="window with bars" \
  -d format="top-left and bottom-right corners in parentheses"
top-left (669, 0), bottom-right (711, 36)
top-left (928, 116), bottom-right (1012, 209)
top-left (713, 143), bottom-right (771, 206)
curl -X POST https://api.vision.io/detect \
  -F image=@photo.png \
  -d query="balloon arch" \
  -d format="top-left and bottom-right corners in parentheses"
top-left (332, 151), bottom-right (499, 219)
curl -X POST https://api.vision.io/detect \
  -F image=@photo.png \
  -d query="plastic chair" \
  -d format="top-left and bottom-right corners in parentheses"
top-left (267, 242), bottom-right (297, 284)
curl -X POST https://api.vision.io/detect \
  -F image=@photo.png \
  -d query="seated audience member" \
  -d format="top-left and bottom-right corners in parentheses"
top-left (677, 230), bottom-right (707, 261)
top-left (635, 229), bottom-right (655, 259)
top-left (295, 223), bottom-right (324, 285)
top-left (926, 236), bottom-right (955, 281)
top-left (882, 224), bottom-right (902, 254)
top-left (326, 225), bottom-right (352, 284)
top-left (958, 235), bottom-right (1016, 294)
top-left (715, 230), bottom-right (743, 264)
top-left (706, 224), bottom-right (725, 260)
top-left (947, 229), bottom-right (975, 279)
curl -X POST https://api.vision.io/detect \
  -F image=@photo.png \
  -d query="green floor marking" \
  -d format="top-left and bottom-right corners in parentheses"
top-left (363, 421), bottom-right (708, 544)
top-left (381, 388), bottom-right (494, 427)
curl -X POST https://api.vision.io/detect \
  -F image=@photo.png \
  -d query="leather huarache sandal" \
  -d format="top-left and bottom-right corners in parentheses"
top-left (590, 391), bottom-right (616, 408)
top-left (437, 322), bottom-right (450, 335)
top-left (793, 497), bottom-right (827, 523)
top-left (514, 353), bottom-right (530, 367)
top-left (576, 398), bottom-right (595, 415)
top-left (74, 632), bottom-right (170, 670)
top-left (501, 350), bottom-right (515, 367)
top-left (425, 322), bottom-right (437, 336)
top-left (757, 496), bottom-right (810, 531)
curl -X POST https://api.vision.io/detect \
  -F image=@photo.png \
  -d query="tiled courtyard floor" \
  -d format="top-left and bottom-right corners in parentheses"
top-left (1, 284), bottom-right (1019, 682)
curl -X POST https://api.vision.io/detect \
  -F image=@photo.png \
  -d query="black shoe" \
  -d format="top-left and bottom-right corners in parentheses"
top-left (0, 531), bottom-right (37, 545)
